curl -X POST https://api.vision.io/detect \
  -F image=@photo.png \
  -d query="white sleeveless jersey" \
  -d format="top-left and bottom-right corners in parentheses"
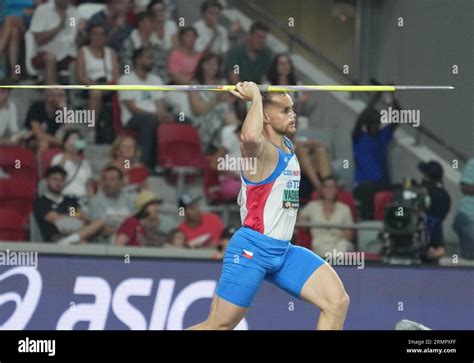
top-left (238, 137), bottom-right (300, 241)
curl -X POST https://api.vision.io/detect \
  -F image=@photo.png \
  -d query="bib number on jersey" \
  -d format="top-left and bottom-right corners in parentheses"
top-left (282, 189), bottom-right (299, 209)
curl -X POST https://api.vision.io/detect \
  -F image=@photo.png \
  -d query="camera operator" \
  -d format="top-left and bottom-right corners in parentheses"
top-left (417, 161), bottom-right (451, 263)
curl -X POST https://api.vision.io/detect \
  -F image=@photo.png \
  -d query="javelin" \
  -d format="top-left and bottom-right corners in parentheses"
top-left (0, 84), bottom-right (454, 92)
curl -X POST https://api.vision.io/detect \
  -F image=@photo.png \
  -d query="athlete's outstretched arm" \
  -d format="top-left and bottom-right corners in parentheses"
top-left (230, 82), bottom-right (266, 158)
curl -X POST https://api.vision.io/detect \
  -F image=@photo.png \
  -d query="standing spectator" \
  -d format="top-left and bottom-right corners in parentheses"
top-left (87, 166), bottom-right (134, 243)
top-left (193, 1), bottom-right (228, 56)
top-left (76, 23), bottom-right (120, 124)
top-left (453, 158), bottom-right (474, 259)
top-left (118, 47), bottom-right (174, 170)
top-left (188, 52), bottom-right (231, 153)
top-left (109, 135), bottom-right (149, 193)
top-left (178, 193), bottom-right (224, 248)
top-left (224, 21), bottom-right (273, 84)
top-left (298, 176), bottom-right (355, 257)
top-left (266, 53), bottom-right (315, 116)
top-left (148, 0), bottom-right (177, 51)
top-left (167, 26), bottom-right (201, 85)
top-left (0, 0), bottom-right (35, 81)
top-left (87, 0), bottom-right (132, 53)
top-left (51, 129), bottom-right (94, 200)
top-left (33, 165), bottom-right (103, 244)
top-left (352, 92), bottom-right (401, 219)
top-left (0, 81), bottom-right (23, 145)
top-left (30, 0), bottom-right (78, 84)
top-left (24, 88), bottom-right (66, 154)
top-left (417, 161), bottom-right (451, 263)
top-left (114, 190), bottom-right (167, 246)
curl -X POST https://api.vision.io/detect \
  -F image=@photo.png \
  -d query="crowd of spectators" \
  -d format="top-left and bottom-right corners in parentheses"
top-left (0, 0), bottom-right (470, 263)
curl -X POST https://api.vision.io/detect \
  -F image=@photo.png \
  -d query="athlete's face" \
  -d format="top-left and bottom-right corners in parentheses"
top-left (264, 94), bottom-right (297, 136)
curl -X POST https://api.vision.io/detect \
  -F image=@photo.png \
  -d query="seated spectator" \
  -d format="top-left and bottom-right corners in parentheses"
top-left (33, 165), bottom-right (103, 244)
top-left (0, 81), bottom-right (27, 145)
top-left (30, 0), bottom-right (78, 84)
top-left (24, 88), bottom-right (66, 154)
top-left (167, 26), bottom-right (201, 85)
top-left (298, 176), bottom-right (355, 257)
top-left (224, 21), bottom-right (273, 84)
top-left (118, 47), bottom-right (174, 169)
top-left (148, 0), bottom-right (177, 51)
top-left (292, 136), bottom-right (332, 206)
top-left (87, 165), bottom-right (134, 243)
top-left (120, 12), bottom-right (169, 82)
top-left (109, 135), bottom-right (149, 193)
top-left (51, 129), bottom-right (93, 200)
top-left (453, 158), bottom-right (474, 260)
top-left (0, 0), bottom-right (35, 81)
top-left (167, 228), bottom-right (186, 248)
top-left (210, 122), bottom-right (242, 200)
top-left (266, 53), bottom-right (315, 117)
top-left (193, 1), bottom-right (229, 56)
top-left (87, 0), bottom-right (132, 53)
top-left (114, 190), bottom-right (169, 247)
top-left (188, 53), bottom-right (232, 153)
top-left (352, 92), bottom-right (401, 219)
top-left (417, 161), bottom-right (451, 263)
top-left (178, 193), bottom-right (224, 248)
top-left (212, 225), bottom-right (237, 259)
top-left (76, 23), bottom-right (120, 125)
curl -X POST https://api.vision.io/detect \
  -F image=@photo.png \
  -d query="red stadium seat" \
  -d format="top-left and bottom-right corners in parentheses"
top-left (311, 189), bottom-right (358, 221)
top-left (0, 146), bottom-right (37, 180)
top-left (128, 165), bottom-right (150, 185)
top-left (157, 124), bottom-right (204, 168)
top-left (294, 227), bottom-right (312, 250)
top-left (0, 209), bottom-right (26, 241)
top-left (0, 179), bottom-right (37, 224)
top-left (374, 191), bottom-right (395, 221)
top-left (40, 147), bottom-right (62, 177)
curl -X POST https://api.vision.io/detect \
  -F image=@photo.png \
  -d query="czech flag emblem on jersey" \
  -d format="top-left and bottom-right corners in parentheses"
top-left (242, 249), bottom-right (254, 259)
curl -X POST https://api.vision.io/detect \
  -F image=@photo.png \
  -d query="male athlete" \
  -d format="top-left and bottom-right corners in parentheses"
top-left (189, 82), bottom-right (349, 330)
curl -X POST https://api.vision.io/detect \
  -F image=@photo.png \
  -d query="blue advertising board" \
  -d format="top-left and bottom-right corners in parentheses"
top-left (1, 254), bottom-right (473, 330)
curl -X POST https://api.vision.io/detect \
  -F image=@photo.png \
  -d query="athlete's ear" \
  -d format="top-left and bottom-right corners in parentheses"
top-left (262, 111), bottom-right (271, 124)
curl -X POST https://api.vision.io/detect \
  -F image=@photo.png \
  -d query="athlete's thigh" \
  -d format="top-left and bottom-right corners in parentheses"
top-left (300, 262), bottom-right (348, 310)
top-left (265, 244), bottom-right (326, 299)
top-left (206, 294), bottom-right (248, 330)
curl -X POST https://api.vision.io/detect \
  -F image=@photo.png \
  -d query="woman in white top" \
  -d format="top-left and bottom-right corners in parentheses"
top-left (76, 24), bottom-right (120, 124)
top-left (51, 129), bottom-right (93, 200)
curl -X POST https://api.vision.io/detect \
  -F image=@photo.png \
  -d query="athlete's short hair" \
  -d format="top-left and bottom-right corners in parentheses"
top-left (261, 91), bottom-right (288, 109)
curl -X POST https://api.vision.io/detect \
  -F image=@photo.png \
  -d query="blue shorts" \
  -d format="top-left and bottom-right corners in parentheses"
top-left (215, 226), bottom-right (326, 308)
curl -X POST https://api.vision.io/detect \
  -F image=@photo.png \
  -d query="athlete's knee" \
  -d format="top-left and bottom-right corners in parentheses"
top-left (323, 290), bottom-right (350, 316)
top-left (206, 317), bottom-right (238, 330)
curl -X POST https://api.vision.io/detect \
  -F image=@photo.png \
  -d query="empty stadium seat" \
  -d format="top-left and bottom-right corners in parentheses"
top-left (0, 179), bottom-right (37, 223)
top-left (157, 124), bottom-right (203, 168)
top-left (0, 146), bottom-right (37, 180)
top-left (40, 147), bottom-right (62, 177)
top-left (374, 191), bottom-right (395, 221)
top-left (0, 209), bottom-right (26, 241)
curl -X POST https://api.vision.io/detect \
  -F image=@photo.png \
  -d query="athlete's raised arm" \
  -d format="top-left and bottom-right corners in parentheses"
top-left (230, 82), bottom-right (266, 159)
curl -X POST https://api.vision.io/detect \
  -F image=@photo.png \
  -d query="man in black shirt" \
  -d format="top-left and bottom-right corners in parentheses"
top-left (25, 89), bottom-right (67, 153)
top-left (33, 165), bottom-right (103, 243)
top-left (418, 161), bottom-right (451, 263)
